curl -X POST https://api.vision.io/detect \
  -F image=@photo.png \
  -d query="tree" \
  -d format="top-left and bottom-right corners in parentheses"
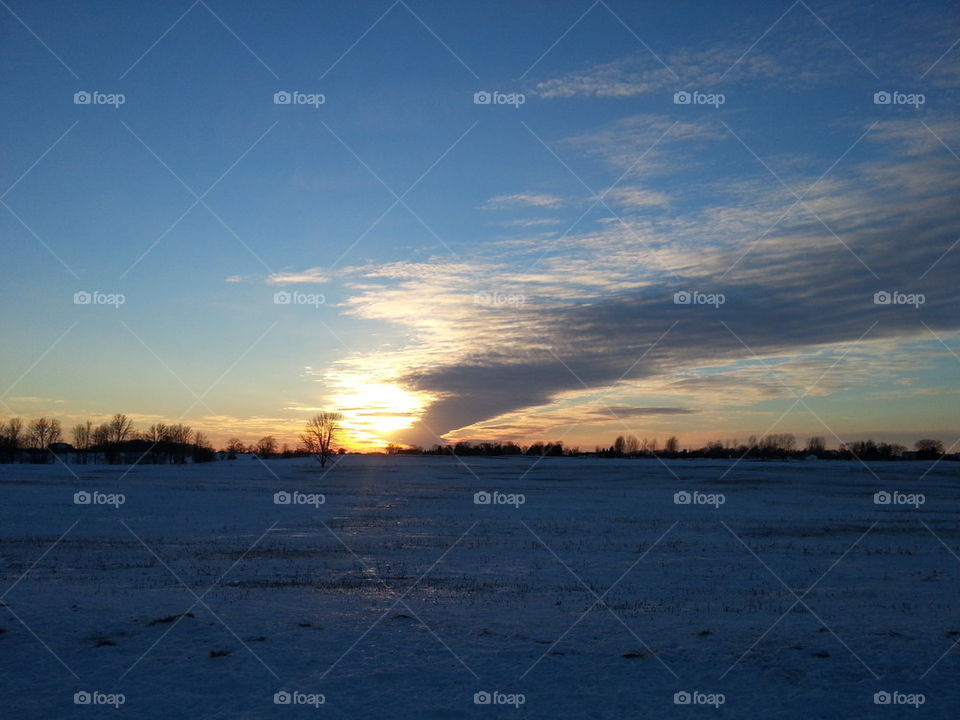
top-left (3, 418), bottom-right (23, 445)
top-left (300, 412), bottom-right (343, 467)
top-left (664, 436), bottom-right (679, 454)
top-left (806, 436), bottom-right (826, 455)
top-left (225, 437), bottom-right (246, 454)
top-left (108, 414), bottom-right (134, 444)
top-left (613, 435), bottom-right (626, 457)
top-left (0, 418), bottom-right (24, 462)
top-left (143, 423), bottom-right (170, 443)
top-left (915, 439), bottom-right (944, 460)
top-left (27, 417), bottom-right (62, 450)
top-left (72, 420), bottom-right (94, 464)
top-left (256, 435), bottom-right (277, 457)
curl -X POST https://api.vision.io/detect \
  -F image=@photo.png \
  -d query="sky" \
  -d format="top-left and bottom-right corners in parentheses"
top-left (1, 0), bottom-right (958, 452)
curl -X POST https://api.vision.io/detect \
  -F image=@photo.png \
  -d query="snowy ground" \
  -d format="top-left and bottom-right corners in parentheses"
top-left (1, 455), bottom-right (958, 719)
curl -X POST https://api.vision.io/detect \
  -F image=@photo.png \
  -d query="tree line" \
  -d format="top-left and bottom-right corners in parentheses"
top-left (0, 414), bottom-right (215, 464)
top-left (1, 412), bottom-right (950, 465)
top-left (385, 440), bottom-right (578, 457)
top-left (0, 412), bottom-right (347, 468)
top-left (597, 433), bottom-right (948, 461)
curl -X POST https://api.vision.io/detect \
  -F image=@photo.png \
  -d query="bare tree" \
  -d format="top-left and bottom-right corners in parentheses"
top-left (806, 436), bottom-right (826, 455)
top-left (27, 417), bottom-right (62, 450)
top-left (108, 413), bottom-right (134, 444)
top-left (664, 436), bottom-right (679, 454)
top-left (256, 435), bottom-right (277, 457)
top-left (915, 438), bottom-right (944, 460)
top-left (93, 423), bottom-right (110, 446)
top-left (143, 423), bottom-right (170, 443)
top-left (3, 417), bottom-right (23, 446)
top-left (613, 435), bottom-right (625, 457)
top-left (300, 412), bottom-right (343, 467)
top-left (72, 420), bottom-right (94, 464)
top-left (225, 437), bottom-right (246, 454)
top-left (1, 418), bottom-right (24, 462)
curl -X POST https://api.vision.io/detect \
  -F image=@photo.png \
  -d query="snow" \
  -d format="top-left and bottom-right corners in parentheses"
top-left (1, 455), bottom-right (958, 718)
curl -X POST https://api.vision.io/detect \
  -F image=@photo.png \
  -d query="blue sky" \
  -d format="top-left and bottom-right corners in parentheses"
top-left (1, 0), bottom-right (958, 450)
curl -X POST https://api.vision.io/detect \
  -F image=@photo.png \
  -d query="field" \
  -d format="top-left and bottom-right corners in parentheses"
top-left (1, 455), bottom-right (958, 718)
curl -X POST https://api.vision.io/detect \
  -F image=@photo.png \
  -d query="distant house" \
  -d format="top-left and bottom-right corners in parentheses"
top-left (48, 442), bottom-right (74, 454)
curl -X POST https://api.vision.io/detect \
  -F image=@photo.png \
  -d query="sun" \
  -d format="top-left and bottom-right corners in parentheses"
top-left (327, 377), bottom-right (431, 450)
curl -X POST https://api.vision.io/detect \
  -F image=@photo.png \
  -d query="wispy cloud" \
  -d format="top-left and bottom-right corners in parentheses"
top-left (481, 193), bottom-right (565, 210)
top-left (266, 267), bottom-right (329, 285)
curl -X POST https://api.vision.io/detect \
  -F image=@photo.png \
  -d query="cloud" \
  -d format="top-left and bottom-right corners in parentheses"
top-left (314, 116), bottom-right (960, 447)
top-left (505, 218), bottom-right (564, 228)
top-left (482, 193), bottom-right (564, 210)
top-left (603, 186), bottom-right (670, 209)
top-left (266, 267), bottom-right (329, 285)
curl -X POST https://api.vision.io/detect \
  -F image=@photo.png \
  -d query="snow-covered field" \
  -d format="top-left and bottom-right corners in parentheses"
top-left (1, 455), bottom-right (958, 719)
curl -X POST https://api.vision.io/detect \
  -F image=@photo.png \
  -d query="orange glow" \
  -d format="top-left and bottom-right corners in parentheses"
top-left (326, 374), bottom-right (432, 451)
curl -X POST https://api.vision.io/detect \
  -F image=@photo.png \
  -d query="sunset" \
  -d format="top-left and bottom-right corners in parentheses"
top-left (1, 1), bottom-right (959, 717)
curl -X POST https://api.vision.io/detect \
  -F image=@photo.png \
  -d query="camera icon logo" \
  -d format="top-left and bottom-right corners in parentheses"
top-left (674, 691), bottom-right (692, 704)
top-left (473, 91), bottom-right (491, 105)
top-left (474, 691), bottom-right (492, 704)
top-left (74, 691), bottom-right (92, 704)
top-left (873, 91), bottom-right (891, 105)
top-left (673, 291), bottom-right (691, 304)
top-left (874, 691), bottom-right (891, 705)
top-left (74, 91), bottom-right (91, 105)
top-left (873, 291), bottom-right (891, 305)
top-left (274, 91), bottom-right (292, 105)
top-left (74, 291), bottom-right (92, 305)
top-left (673, 91), bottom-right (691, 105)
top-left (473, 491), bottom-right (491, 505)
top-left (274, 690), bottom-right (292, 704)
top-left (74, 490), bottom-right (92, 505)
top-left (674, 491), bottom-right (691, 505)
top-left (274, 491), bottom-right (291, 505)
top-left (274, 291), bottom-right (292, 305)
top-left (873, 491), bottom-right (891, 505)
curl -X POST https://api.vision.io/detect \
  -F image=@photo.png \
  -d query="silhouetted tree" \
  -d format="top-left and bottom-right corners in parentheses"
top-left (300, 412), bottom-right (343, 467)
top-left (256, 435), bottom-right (278, 457)
top-left (108, 413), bottom-right (134, 444)
top-left (915, 439), bottom-right (944, 460)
